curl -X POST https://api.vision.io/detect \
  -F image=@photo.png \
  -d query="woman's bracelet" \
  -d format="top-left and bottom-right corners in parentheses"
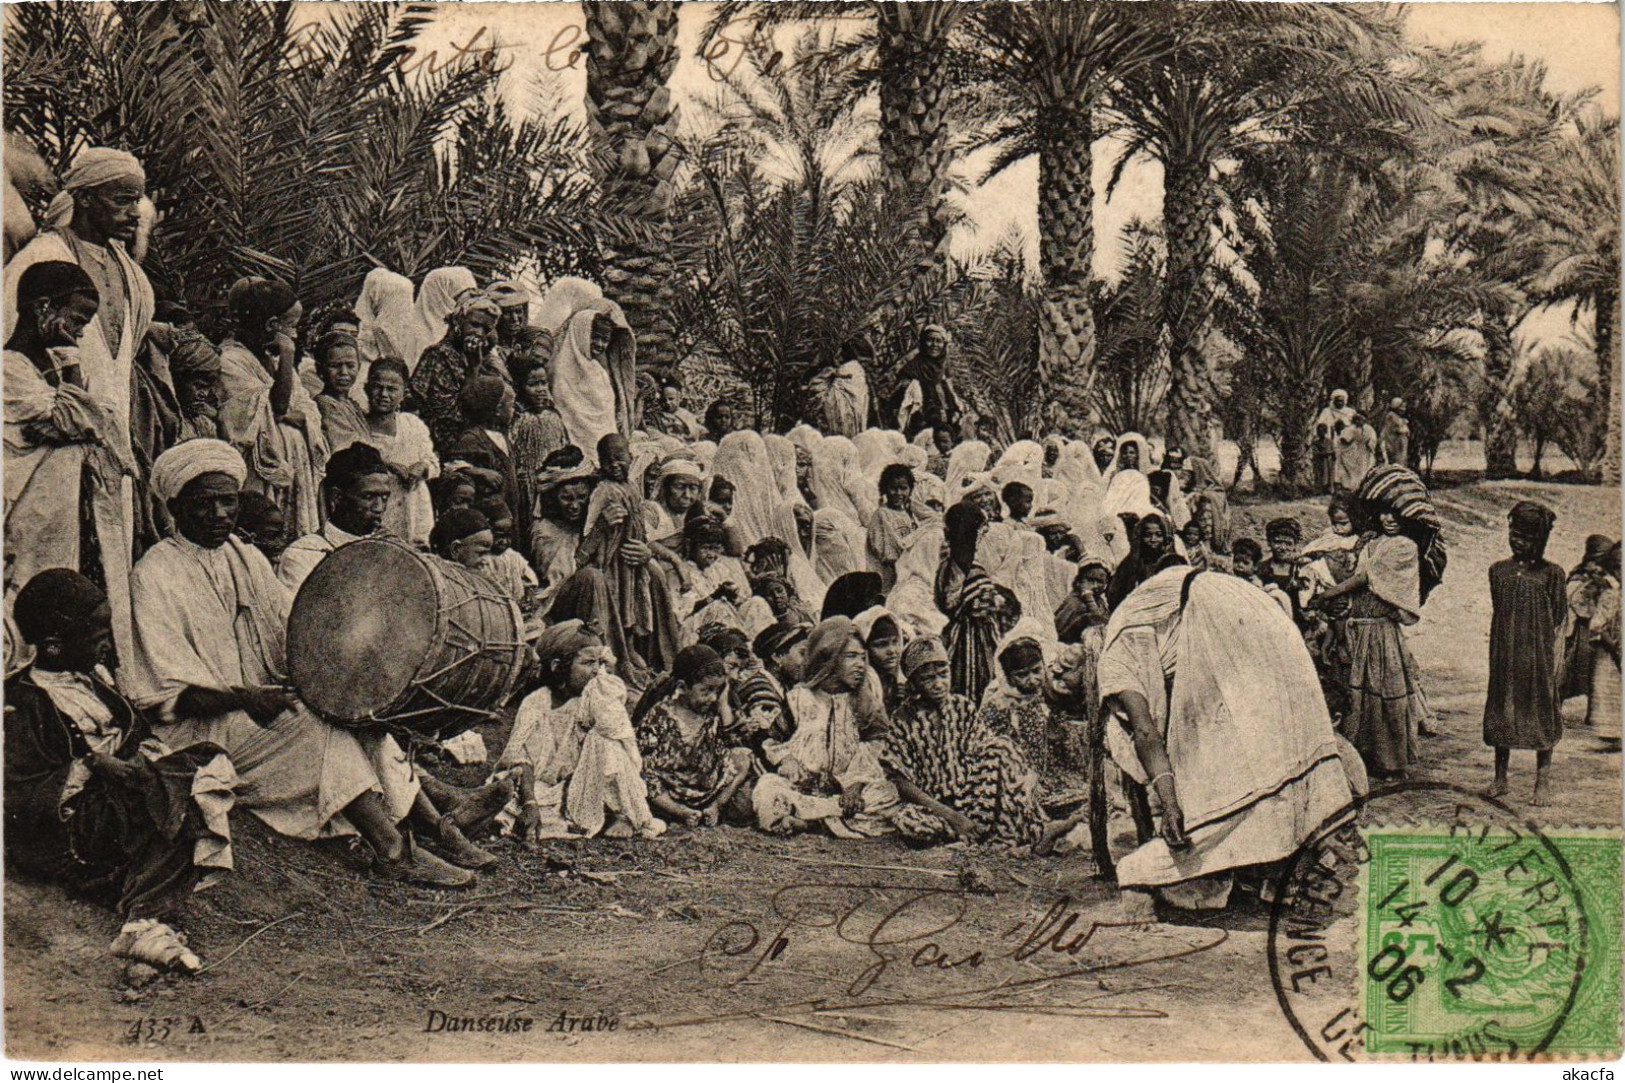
top-left (523, 799), bottom-right (542, 810)
top-left (1150, 772), bottom-right (1175, 790)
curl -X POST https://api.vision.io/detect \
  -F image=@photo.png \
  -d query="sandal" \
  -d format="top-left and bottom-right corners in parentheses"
top-left (111, 919), bottom-right (201, 974)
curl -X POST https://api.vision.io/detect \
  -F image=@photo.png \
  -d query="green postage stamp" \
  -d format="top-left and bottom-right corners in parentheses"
top-left (1360, 827), bottom-right (1622, 1057)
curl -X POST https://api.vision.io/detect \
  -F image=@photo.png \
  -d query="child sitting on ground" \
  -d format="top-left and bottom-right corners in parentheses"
top-left (430, 507), bottom-right (493, 572)
top-left (867, 463), bottom-right (919, 593)
top-left (979, 636), bottom-right (1058, 781)
top-left (633, 645), bottom-right (757, 828)
top-left (477, 497), bottom-right (541, 613)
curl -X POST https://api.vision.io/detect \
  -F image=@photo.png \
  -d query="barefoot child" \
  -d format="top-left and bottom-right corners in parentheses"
top-left (1484, 502), bottom-right (1567, 805)
top-left (633, 645), bottom-right (756, 827)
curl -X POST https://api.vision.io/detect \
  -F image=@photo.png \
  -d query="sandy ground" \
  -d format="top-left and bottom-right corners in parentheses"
top-left (5, 475), bottom-right (1620, 1064)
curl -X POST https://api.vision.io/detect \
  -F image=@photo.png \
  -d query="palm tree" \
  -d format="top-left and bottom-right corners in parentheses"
top-left (1523, 111), bottom-right (1621, 482)
top-left (1102, 3), bottom-right (1425, 456)
top-left (958, 0), bottom-right (1178, 395)
top-left (702, 1), bottom-right (970, 277)
top-left (1407, 44), bottom-right (1589, 476)
top-left (582, 1), bottom-right (683, 372)
top-left (4, 0), bottom-right (603, 323)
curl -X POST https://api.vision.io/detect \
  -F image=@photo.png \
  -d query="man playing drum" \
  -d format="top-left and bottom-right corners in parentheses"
top-left (124, 439), bottom-right (478, 887)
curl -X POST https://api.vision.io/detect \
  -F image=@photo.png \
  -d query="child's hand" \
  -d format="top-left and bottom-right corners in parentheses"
top-left (519, 803), bottom-right (545, 845)
top-left (680, 806), bottom-right (704, 828)
top-left (700, 804), bottom-right (720, 827)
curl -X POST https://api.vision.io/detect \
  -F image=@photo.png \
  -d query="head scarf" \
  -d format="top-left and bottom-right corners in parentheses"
top-left (822, 571), bottom-right (886, 620)
top-left (151, 439), bottom-right (247, 503)
top-left (44, 147), bottom-right (145, 229)
top-left (945, 440), bottom-right (992, 504)
top-left (415, 267), bottom-right (476, 345)
top-left (992, 440), bottom-right (1044, 492)
top-left (853, 428), bottom-right (904, 482)
top-left (548, 284), bottom-right (635, 453)
top-left (1108, 433), bottom-right (1153, 481)
top-left (354, 268), bottom-right (415, 363)
top-left (710, 431), bottom-right (778, 549)
top-left (168, 328), bottom-right (221, 379)
top-left (753, 620), bottom-right (810, 663)
top-left (1265, 516), bottom-right (1303, 542)
top-left (488, 280), bottom-right (532, 309)
top-left (802, 616), bottom-right (858, 689)
top-left (809, 435), bottom-right (875, 525)
top-left (764, 434), bottom-right (800, 503)
top-left (431, 507), bottom-right (491, 552)
top-left (1581, 534), bottom-right (1617, 570)
top-left (533, 618), bottom-right (605, 672)
top-left (658, 458), bottom-right (703, 484)
top-left (999, 636), bottom-right (1045, 674)
top-left (1509, 501), bottom-right (1556, 550)
top-left (899, 636), bottom-right (949, 681)
top-left (452, 290), bottom-right (501, 322)
top-left (944, 500), bottom-right (986, 554)
top-left (13, 567), bottom-right (105, 645)
top-left (852, 605), bottom-right (901, 647)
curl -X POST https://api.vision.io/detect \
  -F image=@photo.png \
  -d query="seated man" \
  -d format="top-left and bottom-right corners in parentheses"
top-left (5, 570), bottom-right (235, 973)
top-left (278, 442), bottom-right (393, 592)
top-left (125, 439), bottom-right (474, 887)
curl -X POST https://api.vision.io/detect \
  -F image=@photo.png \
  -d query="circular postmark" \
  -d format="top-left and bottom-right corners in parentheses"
top-left (1266, 780), bottom-right (1613, 1062)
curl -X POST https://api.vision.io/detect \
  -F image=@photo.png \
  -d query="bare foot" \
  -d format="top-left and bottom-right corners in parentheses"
top-left (1531, 778), bottom-right (1552, 807)
top-left (602, 814), bottom-right (634, 839)
top-left (1036, 812), bottom-right (1087, 857)
top-left (446, 778), bottom-right (515, 835)
top-left (1483, 778), bottom-right (1510, 800)
top-left (769, 815), bottom-right (808, 837)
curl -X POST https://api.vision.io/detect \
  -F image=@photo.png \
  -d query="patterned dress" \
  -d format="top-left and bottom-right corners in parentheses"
top-left (935, 561), bottom-right (1012, 703)
top-left (636, 695), bottom-right (731, 808)
top-left (882, 691), bottom-right (1045, 848)
top-left (980, 690), bottom-right (1054, 778)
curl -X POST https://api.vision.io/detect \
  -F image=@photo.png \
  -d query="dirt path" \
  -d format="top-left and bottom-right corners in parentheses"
top-left (7, 479), bottom-right (1619, 1063)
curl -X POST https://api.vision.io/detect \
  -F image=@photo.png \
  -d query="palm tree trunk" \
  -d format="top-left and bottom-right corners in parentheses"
top-left (1603, 287), bottom-right (1621, 484)
top-left (874, 5), bottom-right (955, 270)
top-left (1036, 102), bottom-right (1097, 405)
top-left (1162, 157), bottom-right (1218, 457)
top-left (1479, 317), bottom-right (1520, 478)
top-left (1277, 360), bottom-right (1316, 490)
top-left (583, 1), bottom-right (681, 372)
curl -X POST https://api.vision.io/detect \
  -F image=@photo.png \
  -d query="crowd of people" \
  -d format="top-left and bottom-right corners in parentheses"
top-left (3, 147), bottom-right (1619, 978)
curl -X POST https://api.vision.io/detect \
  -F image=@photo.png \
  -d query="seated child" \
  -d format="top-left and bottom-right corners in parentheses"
top-left (979, 636), bottom-right (1057, 779)
top-left (676, 516), bottom-right (770, 642)
top-left (1232, 537), bottom-right (1294, 619)
top-left (866, 463), bottom-right (919, 593)
top-left (431, 507), bottom-right (494, 572)
top-left (632, 645), bottom-right (756, 828)
top-left (496, 622), bottom-right (665, 841)
top-left (477, 497), bottom-right (540, 611)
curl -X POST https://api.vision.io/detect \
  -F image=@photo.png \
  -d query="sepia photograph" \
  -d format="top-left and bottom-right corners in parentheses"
top-left (0, 0), bottom-right (1620, 1066)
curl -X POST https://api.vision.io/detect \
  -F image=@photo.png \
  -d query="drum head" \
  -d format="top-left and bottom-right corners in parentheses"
top-left (288, 538), bottom-right (438, 722)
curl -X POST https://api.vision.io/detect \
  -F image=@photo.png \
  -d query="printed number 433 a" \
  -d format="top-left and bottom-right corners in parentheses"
top-left (126, 1016), bottom-right (206, 1042)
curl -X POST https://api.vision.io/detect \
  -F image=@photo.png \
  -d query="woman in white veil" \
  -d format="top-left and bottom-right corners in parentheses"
top-left (853, 428), bottom-right (905, 484)
top-left (810, 435), bottom-right (875, 526)
top-left (992, 439), bottom-right (1044, 493)
top-left (354, 268), bottom-right (416, 364)
top-left (404, 266), bottom-right (476, 371)
top-left (1055, 439), bottom-right (1110, 559)
top-left (987, 528), bottom-right (1060, 645)
top-left (944, 439), bottom-right (992, 507)
top-left (886, 521), bottom-right (948, 638)
top-left (765, 497), bottom-right (828, 613)
top-left (543, 281), bottom-right (637, 453)
top-left (764, 434), bottom-right (800, 503)
top-left (710, 430), bottom-right (778, 549)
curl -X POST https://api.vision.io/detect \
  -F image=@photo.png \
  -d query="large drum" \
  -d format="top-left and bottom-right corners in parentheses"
top-left (287, 537), bottom-right (527, 739)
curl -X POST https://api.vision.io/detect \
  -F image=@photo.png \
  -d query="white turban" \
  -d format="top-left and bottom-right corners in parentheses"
top-left (45, 147), bottom-right (146, 229)
top-left (658, 458), bottom-right (703, 483)
top-left (151, 439), bottom-right (247, 503)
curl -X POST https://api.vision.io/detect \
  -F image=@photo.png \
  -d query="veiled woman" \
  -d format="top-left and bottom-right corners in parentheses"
top-left (353, 267), bottom-right (416, 364)
top-left (401, 266), bottom-right (475, 372)
top-left (710, 430), bottom-right (780, 550)
top-left (535, 277), bottom-right (636, 454)
top-left (1099, 566), bottom-right (1354, 910)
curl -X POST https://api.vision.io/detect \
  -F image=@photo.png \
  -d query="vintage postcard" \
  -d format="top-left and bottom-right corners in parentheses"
top-left (1, 0), bottom-right (1620, 1066)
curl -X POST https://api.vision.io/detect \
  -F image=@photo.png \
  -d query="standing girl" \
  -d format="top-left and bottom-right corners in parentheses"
top-left (1484, 502), bottom-right (1566, 805)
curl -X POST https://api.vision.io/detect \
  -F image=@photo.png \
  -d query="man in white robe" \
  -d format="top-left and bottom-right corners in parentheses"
top-left (5, 148), bottom-right (155, 656)
top-left (124, 440), bottom-right (472, 887)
